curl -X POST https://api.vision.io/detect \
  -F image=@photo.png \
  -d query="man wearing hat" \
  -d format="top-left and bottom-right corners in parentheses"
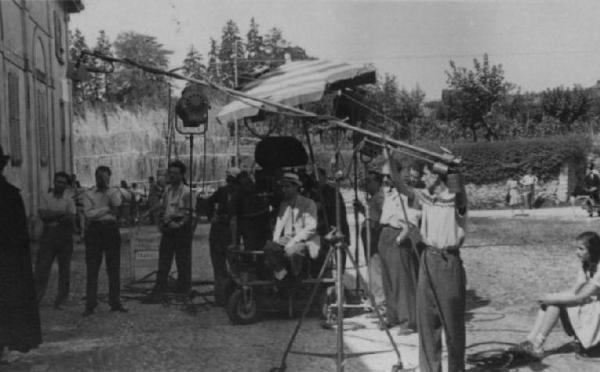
top-left (264, 172), bottom-right (320, 280)
top-left (205, 167), bottom-right (240, 305)
top-left (0, 145), bottom-right (42, 360)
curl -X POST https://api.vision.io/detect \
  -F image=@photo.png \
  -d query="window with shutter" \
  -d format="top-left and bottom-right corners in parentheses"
top-left (37, 89), bottom-right (49, 167)
top-left (54, 11), bottom-right (64, 64)
top-left (8, 72), bottom-right (23, 167)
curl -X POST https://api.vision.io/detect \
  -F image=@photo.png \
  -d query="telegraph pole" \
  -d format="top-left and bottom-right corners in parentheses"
top-left (233, 39), bottom-right (240, 167)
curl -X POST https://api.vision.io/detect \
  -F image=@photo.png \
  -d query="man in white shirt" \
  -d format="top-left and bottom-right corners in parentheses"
top-left (264, 172), bottom-right (319, 280)
top-left (153, 160), bottom-right (194, 295)
top-left (82, 166), bottom-right (125, 316)
top-left (35, 171), bottom-right (76, 309)
top-left (390, 154), bottom-right (467, 372)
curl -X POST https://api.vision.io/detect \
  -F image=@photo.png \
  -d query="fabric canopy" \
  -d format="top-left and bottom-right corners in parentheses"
top-left (216, 59), bottom-right (376, 124)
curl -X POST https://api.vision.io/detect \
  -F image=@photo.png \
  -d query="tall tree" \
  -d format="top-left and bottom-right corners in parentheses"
top-left (218, 20), bottom-right (244, 87)
top-left (112, 31), bottom-right (173, 107)
top-left (246, 17), bottom-right (263, 63)
top-left (206, 38), bottom-right (220, 83)
top-left (182, 45), bottom-right (206, 80)
top-left (444, 54), bottom-right (513, 141)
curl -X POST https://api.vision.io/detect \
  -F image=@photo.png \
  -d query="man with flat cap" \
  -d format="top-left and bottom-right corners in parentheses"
top-left (0, 145), bottom-right (42, 361)
top-left (264, 172), bottom-right (320, 280)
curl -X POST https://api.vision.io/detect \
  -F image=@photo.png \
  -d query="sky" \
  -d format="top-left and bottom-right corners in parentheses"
top-left (70, 0), bottom-right (600, 100)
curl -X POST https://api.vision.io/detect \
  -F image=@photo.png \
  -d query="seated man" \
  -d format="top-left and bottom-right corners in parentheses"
top-left (264, 172), bottom-right (320, 280)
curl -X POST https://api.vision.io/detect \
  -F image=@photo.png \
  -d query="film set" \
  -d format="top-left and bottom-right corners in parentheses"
top-left (3, 1), bottom-right (600, 371)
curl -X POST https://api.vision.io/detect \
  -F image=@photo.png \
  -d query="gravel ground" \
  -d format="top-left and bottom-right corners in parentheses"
top-left (3, 210), bottom-right (600, 372)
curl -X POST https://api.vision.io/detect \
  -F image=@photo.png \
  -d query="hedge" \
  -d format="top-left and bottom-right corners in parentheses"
top-left (446, 135), bottom-right (591, 185)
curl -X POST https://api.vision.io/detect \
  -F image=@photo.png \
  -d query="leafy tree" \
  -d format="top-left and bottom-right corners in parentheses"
top-left (68, 28), bottom-right (91, 111)
top-left (541, 86), bottom-right (590, 132)
top-left (112, 31), bottom-right (173, 107)
top-left (182, 45), bottom-right (206, 80)
top-left (444, 54), bottom-right (513, 141)
top-left (89, 30), bottom-right (114, 102)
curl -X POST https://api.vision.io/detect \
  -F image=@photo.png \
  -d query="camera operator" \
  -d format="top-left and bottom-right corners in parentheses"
top-left (388, 151), bottom-right (467, 372)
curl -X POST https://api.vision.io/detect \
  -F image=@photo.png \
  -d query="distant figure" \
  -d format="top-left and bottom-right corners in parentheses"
top-left (82, 165), bottom-right (127, 316)
top-left (35, 171), bottom-right (76, 309)
top-left (0, 145), bottom-right (42, 360)
top-left (147, 176), bottom-right (164, 224)
top-left (520, 171), bottom-right (538, 209)
top-left (513, 231), bottom-right (600, 360)
top-left (506, 178), bottom-right (521, 207)
top-left (584, 163), bottom-right (600, 215)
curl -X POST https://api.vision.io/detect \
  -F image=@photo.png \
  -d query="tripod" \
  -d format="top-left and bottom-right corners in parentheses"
top-left (269, 174), bottom-right (410, 372)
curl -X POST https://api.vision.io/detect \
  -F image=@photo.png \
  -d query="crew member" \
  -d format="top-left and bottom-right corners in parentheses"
top-left (153, 160), bottom-right (194, 295)
top-left (206, 167), bottom-right (240, 306)
top-left (35, 171), bottom-right (76, 309)
top-left (390, 153), bottom-right (468, 372)
top-left (264, 172), bottom-right (320, 280)
top-left (82, 165), bottom-right (127, 316)
top-left (354, 170), bottom-right (386, 306)
top-left (230, 171), bottom-right (271, 251)
top-left (378, 168), bottom-right (420, 336)
top-left (584, 163), bottom-right (600, 214)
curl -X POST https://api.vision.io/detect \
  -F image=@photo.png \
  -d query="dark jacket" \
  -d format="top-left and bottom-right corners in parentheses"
top-left (0, 176), bottom-right (42, 351)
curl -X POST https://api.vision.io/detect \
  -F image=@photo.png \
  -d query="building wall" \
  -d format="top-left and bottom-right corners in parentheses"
top-left (0, 0), bottom-right (80, 219)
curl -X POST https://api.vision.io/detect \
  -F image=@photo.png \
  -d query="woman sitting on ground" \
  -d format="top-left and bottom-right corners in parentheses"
top-left (517, 231), bottom-right (600, 359)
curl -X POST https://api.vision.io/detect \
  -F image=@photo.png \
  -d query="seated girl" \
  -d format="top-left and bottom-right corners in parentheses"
top-left (517, 231), bottom-right (600, 359)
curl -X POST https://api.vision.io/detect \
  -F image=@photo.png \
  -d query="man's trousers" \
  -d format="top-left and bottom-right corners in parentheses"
top-left (378, 226), bottom-right (418, 329)
top-left (34, 225), bottom-right (73, 306)
top-left (417, 247), bottom-right (466, 372)
top-left (84, 221), bottom-right (122, 310)
top-left (209, 222), bottom-right (230, 305)
top-left (155, 227), bottom-right (193, 293)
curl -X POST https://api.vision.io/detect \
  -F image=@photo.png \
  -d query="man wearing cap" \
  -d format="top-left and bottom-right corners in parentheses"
top-left (34, 171), bottom-right (76, 309)
top-left (152, 160), bottom-right (194, 296)
top-left (0, 145), bottom-right (42, 360)
top-left (388, 153), bottom-right (467, 372)
top-left (206, 167), bottom-right (240, 305)
top-left (82, 165), bottom-right (126, 316)
top-left (264, 172), bottom-right (319, 280)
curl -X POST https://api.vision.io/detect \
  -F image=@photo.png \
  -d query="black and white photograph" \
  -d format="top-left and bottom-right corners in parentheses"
top-left (2, 0), bottom-right (600, 371)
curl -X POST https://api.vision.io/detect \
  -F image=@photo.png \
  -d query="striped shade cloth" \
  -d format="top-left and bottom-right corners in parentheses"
top-left (216, 59), bottom-right (376, 124)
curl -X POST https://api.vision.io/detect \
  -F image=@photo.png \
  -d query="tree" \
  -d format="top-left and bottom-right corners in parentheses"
top-left (89, 30), bottom-right (114, 102)
top-left (68, 28), bottom-right (91, 112)
top-left (541, 86), bottom-right (591, 132)
top-left (218, 20), bottom-right (244, 87)
top-left (182, 45), bottom-right (206, 80)
top-left (444, 54), bottom-right (513, 141)
top-left (112, 31), bottom-right (173, 107)
top-left (246, 17), bottom-right (263, 63)
top-left (206, 38), bottom-right (220, 83)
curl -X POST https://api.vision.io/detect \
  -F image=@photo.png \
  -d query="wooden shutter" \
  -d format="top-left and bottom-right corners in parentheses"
top-left (8, 72), bottom-right (22, 166)
top-left (37, 89), bottom-right (49, 166)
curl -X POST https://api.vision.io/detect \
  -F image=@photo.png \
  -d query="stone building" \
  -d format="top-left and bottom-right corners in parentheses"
top-left (0, 0), bottom-right (83, 218)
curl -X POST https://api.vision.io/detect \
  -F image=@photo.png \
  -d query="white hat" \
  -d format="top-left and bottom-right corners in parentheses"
top-left (279, 172), bottom-right (302, 186)
top-left (226, 167), bottom-right (241, 178)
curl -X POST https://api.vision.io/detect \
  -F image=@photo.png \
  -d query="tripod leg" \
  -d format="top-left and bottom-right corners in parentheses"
top-left (335, 242), bottom-right (345, 372)
top-left (342, 243), bottom-right (405, 369)
top-left (271, 245), bottom-right (336, 372)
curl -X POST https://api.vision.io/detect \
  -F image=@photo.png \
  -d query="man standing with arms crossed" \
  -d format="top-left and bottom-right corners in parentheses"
top-left (82, 166), bottom-right (127, 316)
top-left (153, 160), bottom-right (194, 296)
top-left (35, 171), bottom-right (76, 309)
top-left (388, 152), bottom-right (467, 372)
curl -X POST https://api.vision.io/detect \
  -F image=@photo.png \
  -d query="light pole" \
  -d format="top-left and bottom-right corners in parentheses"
top-left (167, 66), bottom-right (185, 163)
top-left (232, 40), bottom-right (242, 167)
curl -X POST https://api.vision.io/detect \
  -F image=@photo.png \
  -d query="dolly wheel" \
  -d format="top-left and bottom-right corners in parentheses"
top-left (390, 362), bottom-right (405, 372)
top-left (226, 288), bottom-right (258, 325)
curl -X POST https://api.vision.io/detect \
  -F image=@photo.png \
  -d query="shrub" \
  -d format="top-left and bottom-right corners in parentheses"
top-left (446, 135), bottom-right (591, 185)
